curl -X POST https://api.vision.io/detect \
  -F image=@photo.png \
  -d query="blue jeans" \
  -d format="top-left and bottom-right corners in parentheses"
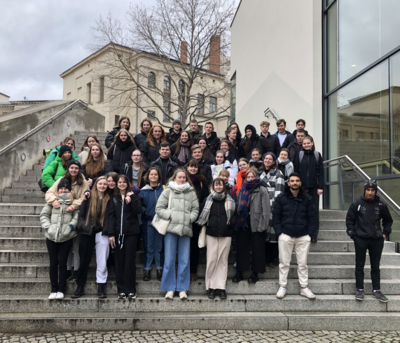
top-left (161, 233), bottom-right (190, 292)
top-left (143, 220), bottom-right (163, 270)
top-left (141, 221), bottom-right (148, 267)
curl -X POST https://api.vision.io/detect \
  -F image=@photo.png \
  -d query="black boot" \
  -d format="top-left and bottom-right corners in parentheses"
top-left (97, 283), bottom-right (107, 298)
top-left (208, 289), bottom-right (216, 300)
top-left (143, 270), bottom-right (151, 281)
top-left (219, 289), bottom-right (227, 300)
top-left (157, 269), bottom-right (163, 281)
top-left (248, 272), bottom-right (259, 283)
top-left (232, 271), bottom-right (243, 283)
top-left (71, 285), bottom-right (85, 299)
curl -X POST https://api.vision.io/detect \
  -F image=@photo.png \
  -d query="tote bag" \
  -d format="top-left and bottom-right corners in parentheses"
top-left (152, 191), bottom-right (172, 235)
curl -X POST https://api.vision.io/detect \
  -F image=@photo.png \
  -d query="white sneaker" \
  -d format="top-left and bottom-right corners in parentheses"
top-left (48, 292), bottom-right (57, 300)
top-left (165, 291), bottom-right (174, 299)
top-left (55, 292), bottom-right (64, 300)
top-left (179, 291), bottom-right (187, 300)
top-left (276, 286), bottom-right (287, 299)
top-left (300, 287), bottom-right (316, 299)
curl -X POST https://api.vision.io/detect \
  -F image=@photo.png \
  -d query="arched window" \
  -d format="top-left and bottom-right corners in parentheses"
top-left (163, 76), bottom-right (171, 90)
top-left (178, 80), bottom-right (185, 121)
top-left (163, 76), bottom-right (171, 121)
top-left (148, 72), bottom-right (156, 88)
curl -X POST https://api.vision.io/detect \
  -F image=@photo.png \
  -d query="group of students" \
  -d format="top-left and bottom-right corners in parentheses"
top-left (43, 115), bottom-right (394, 303)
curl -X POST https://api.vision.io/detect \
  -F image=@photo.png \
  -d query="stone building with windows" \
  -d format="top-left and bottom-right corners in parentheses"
top-left (0, 92), bottom-right (50, 116)
top-left (60, 40), bottom-right (231, 135)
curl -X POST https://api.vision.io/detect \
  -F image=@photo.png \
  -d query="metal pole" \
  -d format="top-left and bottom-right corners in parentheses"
top-left (338, 161), bottom-right (345, 211)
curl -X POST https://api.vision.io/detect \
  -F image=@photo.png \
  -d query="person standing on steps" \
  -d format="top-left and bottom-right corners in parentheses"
top-left (259, 121), bottom-right (280, 157)
top-left (187, 144), bottom-right (212, 186)
top-left (346, 180), bottom-right (393, 303)
top-left (274, 119), bottom-right (291, 148)
top-left (188, 119), bottom-right (201, 144)
top-left (287, 129), bottom-right (306, 162)
top-left (234, 158), bottom-right (250, 196)
top-left (139, 168), bottom-right (164, 282)
top-left (105, 116), bottom-right (135, 149)
top-left (197, 178), bottom-right (237, 300)
top-left (225, 126), bottom-right (244, 161)
top-left (282, 119), bottom-right (312, 149)
top-left (134, 119), bottom-right (153, 148)
top-left (150, 143), bottom-right (179, 186)
top-left (233, 168), bottom-right (270, 284)
top-left (43, 137), bottom-right (78, 170)
top-left (156, 169), bottom-right (199, 300)
top-left (166, 119), bottom-right (182, 145)
top-left (81, 143), bottom-right (109, 189)
top-left (294, 136), bottom-right (324, 242)
top-left (79, 135), bottom-right (106, 165)
top-left (40, 179), bottom-right (79, 300)
top-left (210, 150), bottom-right (235, 186)
top-left (273, 173), bottom-right (317, 300)
top-left (201, 122), bottom-right (220, 156)
top-left (249, 148), bottom-right (263, 173)
top-left (171, 131), bottom-right (193, 166)
top-left (219, 140), bottom-right (239, 177)
top-left (241, 125), bottom-right (269, 160)
top-left (140, 124), bottom-right (167, 165)
top-left (185, 159), bottom-right (210, 282)
top-left (123, 149), bottom-right (148, 188)
top-left (41, 145), bottom-right (74, 189)
top-left (109, 175), bottom-right (142, 300)
top-left (277, 148), bottom-right (294, 182)
top-left (107, 129), bottom-right (137, 174)
top-left (71, 176), bottom-right (115, 299)
top-left (198, 137), bottom-right (215, 165)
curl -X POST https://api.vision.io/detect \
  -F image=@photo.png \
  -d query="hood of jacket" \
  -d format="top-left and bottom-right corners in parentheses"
top-left (168, 181), bottom-right (193, 194)
top-left (53, 147), bottom-right (79, 160)
top-left (274, 130), bottom-right (291, 136)
top-left (141, 183), bottom-right (163, 192)
top-left (284, 185), bottom-right (306, 199)
top-left (169, 127), bottom-right (182, 135)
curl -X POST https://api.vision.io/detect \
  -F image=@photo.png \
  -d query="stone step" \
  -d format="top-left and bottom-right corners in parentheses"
top-left (26, 169), bottom-right (42, 177)
top-left (319, 219), bottom-right (346, 230)
top-left (319, 210), bottom-right (347, 220)
top-left (73, 132), bottom-right (108, 138)
top-left (19, 175), bottom-right (40, 182)
top-left (1, 311), bottom-right (400, 333)
top-left (318, 230), bottom-right (349, 241)
top-left (0, 195), bottom-right (45, 203)
top-left (2, 249), bottom-right (399, 265)
top-left (1, 278), bottom-right (400, 296)
top-left (3, 188), bottom-right (44, 196)
top-left (0, 294), bottom-right (394, 314)
top-left (0, 204), bottom-right (43, 215)
top-left (1, 236), bottom-right (395, 252)
top-left (2, 263), bottom-right (400, 280)
top-left (12, 181), bottom-right (41, 189)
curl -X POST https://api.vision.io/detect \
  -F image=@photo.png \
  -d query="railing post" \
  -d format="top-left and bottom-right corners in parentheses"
top-left (338, 160), bottom-right (345, 211)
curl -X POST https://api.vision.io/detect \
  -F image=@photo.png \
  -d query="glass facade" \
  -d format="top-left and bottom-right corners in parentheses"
top-left (323, 0), bottom-right (400, 239)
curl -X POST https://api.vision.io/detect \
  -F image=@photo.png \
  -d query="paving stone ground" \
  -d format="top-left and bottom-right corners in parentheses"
top-left (1, 330), bottom-right (400, 342)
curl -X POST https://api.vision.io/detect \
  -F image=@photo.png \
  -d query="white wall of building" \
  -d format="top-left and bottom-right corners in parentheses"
top-left (230, 0), bottom-right (322, 148)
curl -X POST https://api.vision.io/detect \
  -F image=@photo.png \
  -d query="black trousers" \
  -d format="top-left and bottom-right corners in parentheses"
top-left (190, 223), bottom-right (202, 274)
top-left (304, 187), bottom-right (320, 238)
top-left (114, 234), bottom-right (139, 294)
top-left (236, 229), bottom-right (266, 273)
top-left (354, 236), bottom-right (384, 290)
top-left (265, 242), bottom-right (279, 263)
top-left (76, 233), bottom-right (96, 287)
top-left (46, 238), bottom-right (73, 293)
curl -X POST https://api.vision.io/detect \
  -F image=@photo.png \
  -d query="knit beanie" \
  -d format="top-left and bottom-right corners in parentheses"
top-left (172, 119), bottom-right (182, 127)
top-left (364, 180), bottom-right (378, 193)
top-left (59, 145), bottom-right (72, 157)
top-left (57, 178), bottom-right (72, 191)
top-left (263, 152), bottom-right (277, 161)
top-left (244, 125), bottom-right (257, 140)
top-left (68, 160), bottom-right (82, 169)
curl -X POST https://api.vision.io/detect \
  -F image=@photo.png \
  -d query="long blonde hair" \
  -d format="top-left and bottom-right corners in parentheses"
top-left (85, 176), bottom-right (110, 227)
top-left (114, 128), bottom-right (136, 146)
top-left (83, 143), bottom-right (106, 178)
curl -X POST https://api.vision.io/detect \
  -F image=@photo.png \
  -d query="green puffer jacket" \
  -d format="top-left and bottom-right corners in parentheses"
top-left (40, 198), bottom-right (78, 242)
top-left (41, 156), bottom-right (68, 188)
top-left (155, 181), bottom-right (199, 237)
top-left (43, 147), bottom-right (79, 170)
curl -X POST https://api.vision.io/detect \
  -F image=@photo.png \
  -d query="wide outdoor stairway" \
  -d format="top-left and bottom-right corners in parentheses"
top-left (1, 131), bottom-right (400, 332)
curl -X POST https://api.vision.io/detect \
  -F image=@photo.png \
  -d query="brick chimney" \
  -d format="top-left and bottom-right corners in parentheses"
top-left (209, 35), bottom-right (221, 74)
top-left (180, 41), bottom-right (188, 63)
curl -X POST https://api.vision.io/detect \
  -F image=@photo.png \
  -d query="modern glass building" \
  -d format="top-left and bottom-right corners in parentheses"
top-left (323, 0), bottom-right (400, 239)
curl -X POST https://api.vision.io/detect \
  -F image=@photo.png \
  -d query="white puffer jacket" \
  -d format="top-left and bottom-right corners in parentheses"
top-left (155, 182), bottom-right (199, 237)
top-left (78, 146), bottom-right (108, 165)
top-left (210, 160), bottom-right (236, 186)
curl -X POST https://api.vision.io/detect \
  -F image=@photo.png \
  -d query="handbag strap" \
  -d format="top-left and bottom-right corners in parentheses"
top-left (168, 189), bottom-right (173, 210)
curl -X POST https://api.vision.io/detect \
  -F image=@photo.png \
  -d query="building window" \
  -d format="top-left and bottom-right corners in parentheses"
top-left (197, 94), bottom-right (204, 115)
top-left (147, 110), bottom-right (155, 118)
top-left (114, 115), bottom-right (120, 126)
top-left (209, 97), bottom-right (217, 113)
top-left (148, 72), bottom-right (156, 88)
top-left (178, 80), bottom-right (185, 121)
top-left (99, 77), bottom-right (105, 102)
top-left (230, 72), bottom-right (236, 122)
top-left (163, 76), bottom-right (171, 121)
top-left (86, 83), bottom-right (91, 103)
top-left (341, 129), bottom-right (349, 139)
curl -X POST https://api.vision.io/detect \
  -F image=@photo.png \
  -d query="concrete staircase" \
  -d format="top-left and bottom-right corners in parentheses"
top-left (1, 131), bottom-right (400, 332)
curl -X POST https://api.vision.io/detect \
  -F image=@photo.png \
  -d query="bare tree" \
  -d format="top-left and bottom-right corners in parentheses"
top-left (90, 0), bottom-right (235, 130)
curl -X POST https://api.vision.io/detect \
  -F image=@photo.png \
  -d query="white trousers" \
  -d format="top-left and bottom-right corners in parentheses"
top-left (67, 234), bottom-right (80, 271)
top-left (205, 236), bottom-right (231, 290)
top-left (95, 232), bottom-right (110, 283)
top-left (278, 233), bottom-right (311, 288)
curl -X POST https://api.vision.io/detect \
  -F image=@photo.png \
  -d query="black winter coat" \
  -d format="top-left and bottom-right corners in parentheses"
top-left (200, 198), bottom-right (238, 237)
top-left (134, 130), bottom-right (149, 148)
top-left (150, 156), bottom-right (179, 185)
top-left (287, 141), bottom-right (303, 162)
top-left (81, 163), bottom-right (109, 188)
top-left (105, 127), bottom-right (135, 149)
top-left (109, 194), bottom-right (142, 237)
top-left (140, 140), bottom-right (162, 165)
top-left (189, 129), bottom-right (202, 144)
top-left (192, 179), bottom-right (210, 205)
top-left (201, 132), bottom-right (221, 156)
top-left (77, 198), bottom-right (115, 236)
top-left (282, 129), bottom-right (311, 149)
top-left (294, 149), bottom-right (324, 188)
top-left (260, 132), bottom-right (280, 156)
top-left (167, 128), bottom-right (182, 145)
top-left (123, 160), bottom-right (149, 188)
top-left (346, 195), bottom-right (393, 239)
top-left (241, 135), bottom-right (270, 160)
top-left (272, 186), bottom-right (317, 239)
top-left (107, 140), bottom-right (136, 174)
top-left (187, 157), bottom-right (212, 186)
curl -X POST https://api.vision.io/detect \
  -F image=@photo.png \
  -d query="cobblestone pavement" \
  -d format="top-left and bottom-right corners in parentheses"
top-left (1, 330), bottom-right (400, 342)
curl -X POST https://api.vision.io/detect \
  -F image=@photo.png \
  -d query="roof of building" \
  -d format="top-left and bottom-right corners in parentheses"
top-left (230, 0), bottom-right (242, 27)
top-left (0, 92), bottom-right (10, 98)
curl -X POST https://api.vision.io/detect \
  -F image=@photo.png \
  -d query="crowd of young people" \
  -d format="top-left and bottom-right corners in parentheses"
top-left (39, 115), bottom-right (390, 303)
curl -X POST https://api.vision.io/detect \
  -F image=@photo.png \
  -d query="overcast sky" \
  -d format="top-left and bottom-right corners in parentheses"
top-left (0, 0), bottom-right (156, 101)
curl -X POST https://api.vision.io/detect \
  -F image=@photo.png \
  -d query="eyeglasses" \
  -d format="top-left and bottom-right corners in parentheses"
top-left (132, 155), bottom-right (141, 157)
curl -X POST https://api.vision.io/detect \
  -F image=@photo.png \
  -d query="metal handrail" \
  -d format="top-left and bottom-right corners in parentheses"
top-left (323, 155), bottom-right (400, 216)
top-left (0, 99), bottom-right (87, 158)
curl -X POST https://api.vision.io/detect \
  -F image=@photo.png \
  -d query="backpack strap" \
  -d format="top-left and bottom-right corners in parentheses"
top-left (299, 151), bottom-right (304, 163)
top-left (299, 150), bottom-right (320, 164)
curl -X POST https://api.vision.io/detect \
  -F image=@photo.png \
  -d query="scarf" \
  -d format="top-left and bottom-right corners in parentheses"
top-left (196, 190), bottom-right (236, 226)
top-left (237, 179), bottom-right (261, 229)
top-left (277, 158), bottom-right (293, 178)
top-left (116, 138), bottom-right (133, 150)
top-left (189, 173), bottom-right (202, 184)
top-left (177, 140), bottom-right (191, 164)
top-left (234, 169), bottom-right (248, 195)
